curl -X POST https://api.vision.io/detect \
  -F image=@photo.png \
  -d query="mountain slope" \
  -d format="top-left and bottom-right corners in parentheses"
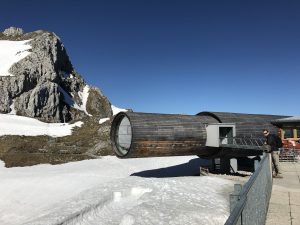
top-left (0, 27), bottom-right (112, 123)
top-left (0, 27), bottom-right (117, 166)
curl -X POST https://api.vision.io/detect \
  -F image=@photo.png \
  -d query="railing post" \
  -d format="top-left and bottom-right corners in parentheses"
top-left (230, 158), bottom-right (238, 173)
top-left (230, 184), bottom-right (242, 212)
top-left (229, 184), bottom-right (243, 225)
top-left (254, 158), bottom-right (260, 171)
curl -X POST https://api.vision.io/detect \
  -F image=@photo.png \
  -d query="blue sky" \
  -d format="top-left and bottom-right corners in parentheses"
top-left (1, 0), bottom-right (299, 115)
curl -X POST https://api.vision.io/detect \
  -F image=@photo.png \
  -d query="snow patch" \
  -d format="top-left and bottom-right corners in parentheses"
top-left (99, 117), bottom-right (110, 124)
top-left (61, 71), bottom-right (74, 79)
top-left (0, 114), bottom-right (83, 137)
top-left (112, 105), bottom-right (127, 116)
top-left (8, 99), bottom-right (16, 115)
top-left (0, 40), bottom-right (32, 76)
top-left (60, 85), bottom-right (91, 116)
top-left (77, 85), bottom-right (91, 116)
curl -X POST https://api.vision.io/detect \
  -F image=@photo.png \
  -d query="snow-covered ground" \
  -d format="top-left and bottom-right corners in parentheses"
top-left (0, 40), bottom-right (32, 76)
top-left (0, 114), bottom-right (83, 137)
top-left (0, 156), bottom-right (234, 225)
top-left (0, 104), bottom-right (127, 136)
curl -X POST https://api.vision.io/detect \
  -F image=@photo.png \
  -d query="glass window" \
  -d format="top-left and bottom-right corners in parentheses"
top-left (283, 129), bottom-right (293, 139)
top-left (297, 129), bottom-right (300, 138)
top-left (115, 116), bottom-right (132, 156)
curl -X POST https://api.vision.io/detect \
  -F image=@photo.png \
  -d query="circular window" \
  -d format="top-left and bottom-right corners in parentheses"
top-left (114, 115), bottom-right (132, 156)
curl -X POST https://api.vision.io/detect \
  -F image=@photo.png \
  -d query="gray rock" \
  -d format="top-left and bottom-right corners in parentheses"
top-left (0, 27), bottom-right (112, 122)
top-left (14, 82), bottom-right (62, 122)
top-left (3, 27), bottom-right (24, 36)
top-left (86, 87), bottom-right (113, 118)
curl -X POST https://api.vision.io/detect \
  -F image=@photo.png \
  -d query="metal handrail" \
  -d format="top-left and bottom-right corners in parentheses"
top-left (219, 137), bottom-right (266, 149)
top-left (224, 153), bottom-right (272, 225)
top-left (239, 153), bottom-right (268, 196)
top-left (225, 196), bottom-right (247, 224)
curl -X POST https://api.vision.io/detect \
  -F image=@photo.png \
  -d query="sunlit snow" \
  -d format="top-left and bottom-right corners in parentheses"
top-left (112, 105), bottom-right (127, 115)
top-left (76, 85), bottom-right (91, 116)
top-left (0, 156), bottom-right (234, 225)
top-left (0, 40), bottom-right (32, 76)
top-left (98, 105), bottom-right (127, 124)
top-left (60, 85), bottom-right (91, 116)
top-left (0, 114), bottom-right (83, 137)
top-left (99, 117), bottom-right (110, 124)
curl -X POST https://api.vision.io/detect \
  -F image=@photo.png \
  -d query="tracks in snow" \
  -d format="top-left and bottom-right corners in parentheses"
top-left (61, 187), bottom-right (152, 225)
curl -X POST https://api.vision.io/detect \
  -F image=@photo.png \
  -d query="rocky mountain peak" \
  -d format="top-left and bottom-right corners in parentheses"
top-left (3, 27), bottom-right (24, 36)
top-left (0, 27), bottom-right (112, 123)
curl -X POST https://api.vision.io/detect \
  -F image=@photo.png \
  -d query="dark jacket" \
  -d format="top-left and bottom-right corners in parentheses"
top-left (266, 134), bottom-right (279, 152)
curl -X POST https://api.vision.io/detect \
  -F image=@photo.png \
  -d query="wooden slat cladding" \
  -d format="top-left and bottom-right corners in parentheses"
top-left (111, 111), bottom-right (288, 159)
top-left (111, 112), bottom-right (218, 158)
top-left (131, 140), bottom-right (203, 157)
top-left (197, 112), bottom-right (288, 138)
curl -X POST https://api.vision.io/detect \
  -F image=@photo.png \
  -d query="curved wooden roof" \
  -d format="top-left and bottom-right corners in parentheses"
top-left (197, 111), bottom-right (288, 137)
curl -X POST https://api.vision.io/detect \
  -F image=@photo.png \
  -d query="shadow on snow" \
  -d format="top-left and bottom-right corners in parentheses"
top-left (130, 158), bottom-right (211, 178)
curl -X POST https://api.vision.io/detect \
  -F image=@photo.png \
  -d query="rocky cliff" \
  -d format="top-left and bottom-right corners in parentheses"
top-left (0, 27), bottom-right (115, 167)
top-left (0, 27), bottom-right (112, 122)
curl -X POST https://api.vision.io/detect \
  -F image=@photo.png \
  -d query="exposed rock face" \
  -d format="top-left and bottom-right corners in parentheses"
top-left (86, 87), bottom-right (113, 118)
top-left (0, 27), bottom-right (112, 122)
top-left (3, 27), bottom-right (24, 36)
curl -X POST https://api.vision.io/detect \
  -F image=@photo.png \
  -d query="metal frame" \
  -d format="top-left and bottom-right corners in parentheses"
top-left (279, 148), bottom-right (299, 162)
top-left (219, 137), bottom-right (267, 151)
top-left (224, 153), bottom-right (273, 225)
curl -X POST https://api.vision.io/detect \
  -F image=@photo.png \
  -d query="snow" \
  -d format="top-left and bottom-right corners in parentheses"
top-left (0, 156), bottom-right (235, 225)
top-left (0, 40), bottom-right (32, 76)
top-left (60, 85), bottom-right (91, 116)
top-left (98, 105), bottom-right (127, 124)
top-left (112, 105), bottom-right (127, 115)
top-left (76, 85), bottom-right (91, 116)
top-left (0, 114), bottom-right (83, 137)
top-left (8, 100), bottom-right (16, 115)
top-left (99, 117), bottom-right (110, 124)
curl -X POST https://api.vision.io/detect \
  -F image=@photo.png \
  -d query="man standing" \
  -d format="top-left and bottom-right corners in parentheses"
top-left (263, 129), bottom-right (283, 178)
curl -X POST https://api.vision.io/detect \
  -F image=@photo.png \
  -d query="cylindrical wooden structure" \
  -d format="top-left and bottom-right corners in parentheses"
top-left (111, 111), bottom-right (287, 158)
top-left (110, 112), bottom-right (218, 158)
